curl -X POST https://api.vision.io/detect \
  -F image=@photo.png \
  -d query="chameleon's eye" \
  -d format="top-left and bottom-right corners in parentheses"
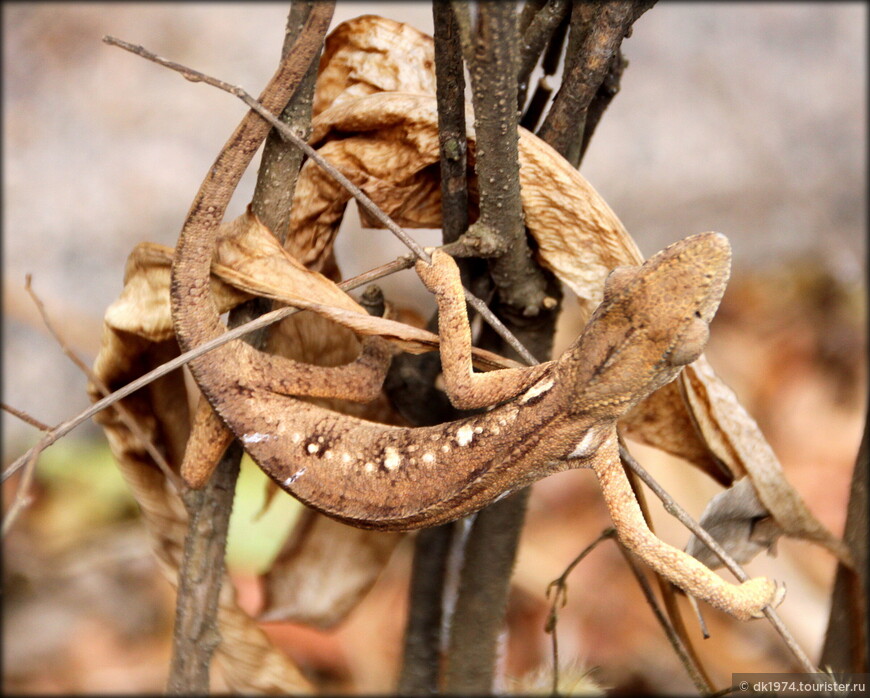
top-left (603, 265), bottom-right (639, 299)
top-left (667, 316), bottom-right (709, 366)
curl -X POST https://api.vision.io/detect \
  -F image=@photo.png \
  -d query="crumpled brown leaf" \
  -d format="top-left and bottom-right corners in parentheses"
top-left (313, 15), bottom-right (436, 118)
top-left (681, 356), bottom-right (852, 562)
top-left (685, 476), bottom-right (782, 568)
top-left (90, 243), bottom-right (315, 693)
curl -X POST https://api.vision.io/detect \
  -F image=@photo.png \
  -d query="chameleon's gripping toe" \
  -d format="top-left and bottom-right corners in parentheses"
top-left (744, 578), bottom-right (787, 619)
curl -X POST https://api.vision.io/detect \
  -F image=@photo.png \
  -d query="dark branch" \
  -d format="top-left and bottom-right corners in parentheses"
top-left (537, 0), bottom-right (655, 167)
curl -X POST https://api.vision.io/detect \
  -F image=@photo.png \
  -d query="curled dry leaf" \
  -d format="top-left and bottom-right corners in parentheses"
top-left (685, 477), bottom-right (782, 568)
top-left (313, 15), bottom-right (436, 118)
top-left (681, 356), bottom-right (852, 564)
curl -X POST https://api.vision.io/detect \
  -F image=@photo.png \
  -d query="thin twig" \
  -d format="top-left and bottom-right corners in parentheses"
top-left (614, 544), bottom-right (713, 695)
top-left (25, 275), bottom-right (181, 490)
top-left (618, 440), bottom-right (819, 674)
top-left (546, 525), bottom-right (711, 695)
top-left (433, 0), bottom-right (470, 248)
top-left (102, 34), bottom-right (537, 367)
top-left (537, 1), bottom-right (655, 167)
top-left (625, 462), bottom-right (714, 689)
top-left (2, 446), bottom-right (41, 536)
top-left (3, 277), bottom-right (187, 536)
top-left (250, 0), bottom-right (319, 239)
top-left (545, 528), bottom-right (616, 695)
top-left (1, 403), bottom-right (50, 432)
top-left (517, 0), bottom-right (570, 108)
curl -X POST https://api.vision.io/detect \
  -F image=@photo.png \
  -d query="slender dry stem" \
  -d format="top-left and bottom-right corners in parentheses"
top-left (625, 461), bottom-right (714, 690)
top-left (165, 4), bottom-right (334, 692)
top-left (615, 545), bottom-right (713, 695)
top-left (1, 403), bottom-right (50, 432)
top-left (397, 5), bottom-right (473, 691)
top-left (545, 528), bottom-right (615, 695)
top-left (25, 274), bottom-right (180, 489)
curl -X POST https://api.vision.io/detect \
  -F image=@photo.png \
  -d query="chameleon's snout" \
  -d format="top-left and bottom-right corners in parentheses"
top-left (689, 231), bottom-right (731, 269)
top-left (675, 231), bottom-right (731, 323)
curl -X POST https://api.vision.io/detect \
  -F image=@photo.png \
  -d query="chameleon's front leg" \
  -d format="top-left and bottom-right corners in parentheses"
top-left (415, 249), bottom-right (551, 409)
top-left (591, 437), bottom-right (785, 621)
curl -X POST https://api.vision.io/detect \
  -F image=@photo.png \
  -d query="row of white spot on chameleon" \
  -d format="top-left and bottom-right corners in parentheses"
top-left (239, 377), bottom-right (556, 487)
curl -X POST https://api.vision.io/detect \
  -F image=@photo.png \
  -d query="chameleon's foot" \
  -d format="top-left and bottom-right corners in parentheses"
top-left (741, 577), bottom-right (786, 619)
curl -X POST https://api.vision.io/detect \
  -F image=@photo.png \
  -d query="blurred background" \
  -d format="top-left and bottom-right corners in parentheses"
top-left (3, 2), bottom-right (865, 694)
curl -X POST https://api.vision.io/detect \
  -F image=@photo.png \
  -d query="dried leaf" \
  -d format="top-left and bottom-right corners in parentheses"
top-left (685, 477), bottom-right (783, 568)
top-left (258, 508), bottom-right (403, 628)
top-left (620, 380), bottom-right (733, 487)
top-left (682, 356), bottom-right (853, 565)
top-left (89, 322), bottom-right (314, 693)
top-left (314, 15), bottom-right (437, 117)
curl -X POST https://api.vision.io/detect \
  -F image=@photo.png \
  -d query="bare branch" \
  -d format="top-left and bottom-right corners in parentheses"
top-left (545, 528), bottom-right (615, 694)
top-left (25, 274), bottom-right (180, 490)
top-left (444, 489), bottom-right (530, 694)
top-left (614, 543), bottom-right (713, 695)
top-left (1, 403), bottom-right (50, 432)
top-left (444, 4), bottom-right (564, 692)
top-left (164, 3), bottom-right (335, 693)
top-left (537, 1), bottom-right (655, 166)
top-left (251, 1), bottom-right (320, 240)
top-left (397, 5), bottom-right (477, 690)
top-left (625, 462), bottom-right (714, 689)
top-left (517, 0), bottom-right (570, 108)
top-left (2, 445), bottom-right (41, 536)
top-left (821, 421), bottom-right (868, 671)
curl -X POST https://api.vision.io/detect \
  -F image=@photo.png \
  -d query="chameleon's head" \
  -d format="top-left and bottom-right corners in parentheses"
top-left (563, 232), bottom-right (731, 415)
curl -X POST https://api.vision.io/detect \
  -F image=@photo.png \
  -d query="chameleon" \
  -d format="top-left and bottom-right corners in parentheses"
top-left (169, 16), bottom-right (783, 621)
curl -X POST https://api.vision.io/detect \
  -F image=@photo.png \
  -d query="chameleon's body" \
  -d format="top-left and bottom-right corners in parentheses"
top-left (169, 23), bottom-right (783, 620)
top-left (174, 236), bottom-right (726, 532)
